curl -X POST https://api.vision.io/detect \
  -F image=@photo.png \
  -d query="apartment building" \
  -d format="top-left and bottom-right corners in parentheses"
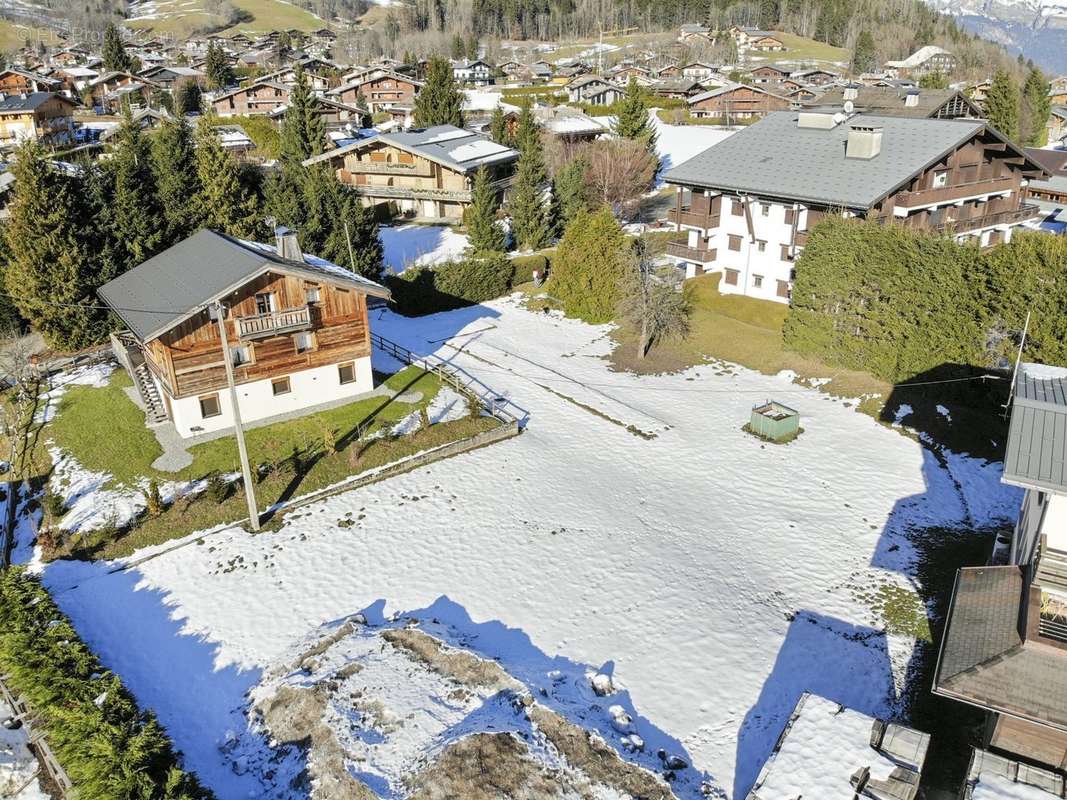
top-left (662, 110), bottom-right (1046, 303)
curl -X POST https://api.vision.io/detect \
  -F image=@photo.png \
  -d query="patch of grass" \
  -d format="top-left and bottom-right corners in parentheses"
top-left (765, 32), bottom-right (850, 65)
top-left (872, 583), bottom-right (931, 641)
top-left (207, 114), bottom-right (280, 159)
top-left (688, 273), bottom-right (790, 331)
top-left (126, 0), bottom-right (324, 37)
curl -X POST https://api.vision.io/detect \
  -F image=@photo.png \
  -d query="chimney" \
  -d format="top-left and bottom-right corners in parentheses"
top-left (843, 85), bottom-right (858, 101)
top-left (797, 111), bottom-right (841, 129)
top-left (846, 124), bottom-right (883, 159)
top-left (904, 89), bottom-right (919, 107)
top-left (275, 226), bottom-right (305, 262)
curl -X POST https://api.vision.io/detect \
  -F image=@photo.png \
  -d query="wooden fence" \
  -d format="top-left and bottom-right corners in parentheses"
top-left (0, 674), bottom-right (72, 797)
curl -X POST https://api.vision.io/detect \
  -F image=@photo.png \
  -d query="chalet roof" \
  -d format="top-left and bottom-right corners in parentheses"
top-left (0, 92), bottom-right (72, 113)
top-left (97, 229), bottom-right (389, 342)
top-left (688, 82), bottom-right (787, 104)
top-left (886, 45), bottom-right (952, 69)
top-left (653, 78), bottom-right (704, 92)
top-left (329, 69), bottom-right (423, 95)
top-left (802, 86), bottom-right (981, 118)
top-left (664, 111), bottom-right (1041, 210)
top-left (933, 566), bottom-right (1067, 731)
top-left (304, 124), bottom-right (518, 173)
top-left (567, 74), bottom-right (611, 89)
top-left (1003, 362), bottom-right (1067, 492)
top-left (0, 68), bottom-right (60, 85)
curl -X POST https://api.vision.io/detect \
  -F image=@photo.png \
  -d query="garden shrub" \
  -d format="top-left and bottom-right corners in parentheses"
top-left (548, 207), bottom-right (629, 323)
top-left (0, 568), bottom-right (211, 800)
top-left (510, 253), bottom-right (550, 285)
top-left (387, 252), bottom-right (514, 316)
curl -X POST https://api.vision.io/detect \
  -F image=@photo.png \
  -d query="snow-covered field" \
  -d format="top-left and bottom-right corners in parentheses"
top-left (34, 297), bottom-right (1019, 799)
top-left (379, 223), bottom-right (470, 271)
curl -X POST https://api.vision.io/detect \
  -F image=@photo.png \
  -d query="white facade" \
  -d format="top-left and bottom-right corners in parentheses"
top-left (163, 356), bottom-right (374, 438)
top-left (1012, 489), bottom-right (1067, 568)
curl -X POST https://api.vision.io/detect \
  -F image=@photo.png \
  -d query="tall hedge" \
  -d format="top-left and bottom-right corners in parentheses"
top-left (0, 569), bottom-right (210, 800)
top-left (548, 207), bottom-right (628, 324)
top-left (783, 217), bottom-right (986, 383)
top-left (387, 252), bottom-right (514, 316)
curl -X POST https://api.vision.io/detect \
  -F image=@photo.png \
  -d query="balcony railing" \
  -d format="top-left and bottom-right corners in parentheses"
top-left (933, 204), bottom-right (1040, 234)
top-left (895, 176), bottom-right (1014, 208)
top-left (236, 305), bottom-right (312, 340)
top-left (665, 239), bottom-right (716, 263)
top-left (667, 207), bottom-right (720, 230)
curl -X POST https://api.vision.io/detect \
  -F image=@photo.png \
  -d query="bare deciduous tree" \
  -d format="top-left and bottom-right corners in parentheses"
top-left (584, 138), bottom-right (657, 220)
top-left (617, 239), bottom-right (690, 359)
top-left (0, 330), bottom-right (42, 480)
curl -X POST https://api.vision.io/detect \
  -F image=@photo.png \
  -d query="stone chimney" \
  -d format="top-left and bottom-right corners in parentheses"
top-left (275, 226), bottom-right (305, 262)
top-left (846, 124), bottom-right (883, 159)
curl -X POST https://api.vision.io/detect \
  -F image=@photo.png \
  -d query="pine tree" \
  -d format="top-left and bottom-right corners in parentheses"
top-left (851, 30), bottom-right (876, 74)
top-left (414, 57), bottom-right (463, 128)
top-left (985, 69), bottom-right (1020, 142)
top-left (450, 34), bottom-right (465, 60)
top-left (110, 106), bottom-right (163, 271)
top-left (204, 41), bottom-right (234, 90)
top-left (3, 142), bottom-right (107, 349)
top-left (489, 105), bottom-right (511, 147)
top-left (342, 195), bottom-right (384, 281)
top-left (551, 157), bottom-right (590, 231)
top-left (465, 166), bottom-right (505, 253)
top-left (279, 65), bottom-right (325, 164)
top-left (194, 117), bottom-right (261, 239)
top-left (514, 100), bottom-right (540, 157)
top-left (1021, 66), bottom-right (1051, 146)
top-left (102, 22), bottom-right (131, 73)
top-left (508, 102), bottom-right (550, 250)
top-left (548, 207), bottom-right (628, 324)
top-left (173, 79), bottom-right (202, 115)
top-left (151, 117), bottom-right (202, 243)
top-left (612, 78), bottom-right (658, 175)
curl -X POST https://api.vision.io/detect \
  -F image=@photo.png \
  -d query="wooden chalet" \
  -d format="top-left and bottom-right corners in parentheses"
top-left (99, 228), bottom-right (391, 439)
top-left (0, 92), bottom-right (77, 147)
top-left (329, 70), bottom-right (423, 113)
top-left (0, 68), bottom-right (61, 95)
top-left (211, 80), bottom-right (291, 117)
top-left (688, 83), bottom-right (790, 121)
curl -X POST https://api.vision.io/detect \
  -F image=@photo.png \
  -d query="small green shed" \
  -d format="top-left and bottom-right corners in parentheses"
top-left (750, 400), bottom-right (800, 442)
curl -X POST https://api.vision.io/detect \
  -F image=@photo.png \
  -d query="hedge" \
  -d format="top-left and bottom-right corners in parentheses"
top-left (511, 252), bottom-right (551, 285)
top-left (0, 568), bottom-right (211, 800)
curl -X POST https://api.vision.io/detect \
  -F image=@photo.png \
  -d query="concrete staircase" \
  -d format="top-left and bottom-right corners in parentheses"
top-left (133, 361), bottom-right (168, 425)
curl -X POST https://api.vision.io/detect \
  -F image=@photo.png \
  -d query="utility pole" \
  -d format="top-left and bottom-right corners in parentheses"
top-left (214, 301), bottom-right (260, 531)
top-left (344, 220), bottom-right (357, 272)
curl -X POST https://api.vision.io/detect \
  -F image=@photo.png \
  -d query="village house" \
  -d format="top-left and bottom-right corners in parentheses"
top-left (933, 362), bottom-right (1067, 771)
top-left (1050, 76), bottom-right (1067, 106)
top-left (211, 80), bottom-right (291, 117)
top-left (269, 96), bottom-right (370, 129)
top-left (803, 85), bottom-right (982, 119)
top-left (86, 71), bottom-right (162, 110)
top-left (789, 68), bottom-right (838, 86)
top-left (680, 62), bottom-right (722, 82)
top-left (687, 83), bottom-right (790, 122)
top-left (329, 70), bottom-right (423, 113)
top-left (608, 64), bottom-right (652, 86)
top-left (662, 110), bottom-right (1046, 302)
top-left (50, 66), bottom-right (100, 96)
top-left (0, 68), bottom-right (61, 95)
top-left (677, 23), bottom-right (712, 45)
top-left (1046, 106), bottom-right (1067, 146)
top-left (747, 65), bottom-right (790, 85)
top-left (0, 92), bottom-right (77, 147)
top-left (99, 107), bottom-right (174, 142)
top-left (303, 124), bottom-right (518, 223)
top-left (884, 45), bottom-right (957, 79)
top-left (99, 228), bottom-right (391, 439)
top-left (258, 60), bottom-right (337, 93)
top-left (452, 59), bottom-right (495, 86)
top-left (139, 65), bottom-right (206, 90)
top-left (566, 75), bottom-right (623, 105)
top-left (729, 26), bottom-right (786, 52)
top-left (652, 78), bottom-right (705, 99)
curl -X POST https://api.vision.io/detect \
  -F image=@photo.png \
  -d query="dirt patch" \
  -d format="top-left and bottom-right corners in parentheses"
top-left (528, 705), bottom-right (674, 800)
top-left (292, 618), bottom-right (361, 672)
top-left (257, 684), bottom-right (376, 800)
top-left (408, 732), bottom-right (588, 800)
top-left (382, 627), bottom-right (518, 691)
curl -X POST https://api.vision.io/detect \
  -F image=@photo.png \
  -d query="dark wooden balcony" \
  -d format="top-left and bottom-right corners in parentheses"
top-left (667, 207), bottom-right (720, 229)
top-left (932, 204), bottom-right (1039, 234)
top-left (665, 238), bottom-right (716, 263)
top-left (895, 176), bottom-right (1015, 208)
top-left (236, 305), bottom-right (312, 340)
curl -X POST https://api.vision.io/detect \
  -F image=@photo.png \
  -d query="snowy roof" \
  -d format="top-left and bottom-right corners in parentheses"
top-left (886, 45), bottom-right (952, 69)
top-left (664, 112), bottom-right (1041, 210)
top-left (747, 693), bottom-right (929, 799)
top-left (97, 229), bottom-right (389, 342)
top-left (966, 749), bottom-right (1064, 799)
top-left (1003, 361), bottom-right (1067, 492)
top-left (533, 106), bottom-right (606, 136)
top-left (304, 124), bottom-right (519, 174)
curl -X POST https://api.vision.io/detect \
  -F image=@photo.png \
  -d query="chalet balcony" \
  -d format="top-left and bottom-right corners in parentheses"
top-left (932, 204), bottom-right (1040, 235)
top-left (340, 161), bottom-right (434, 178)
top-left (236, 305), bottom-right (312, 340)
top-left (667, 207), bottom-right (720, 230)
top-left (665, 238), bottom-right (716, 263)
top-left (895, 176), bottom-right (1015, 208)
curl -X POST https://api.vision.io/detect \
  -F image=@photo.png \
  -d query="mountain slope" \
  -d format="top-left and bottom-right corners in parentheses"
top-left (127, 0), bottom-right (326, 37)
top-left (925, 0), bottom-right (1067, 72)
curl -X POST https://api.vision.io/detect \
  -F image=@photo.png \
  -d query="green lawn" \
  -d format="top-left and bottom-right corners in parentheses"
top-left (127, 0), bottom-right (325, 37)
top-left (767, 32), bottom-right (850, 65)
top-left (43, 364), bottom-right (502, 559)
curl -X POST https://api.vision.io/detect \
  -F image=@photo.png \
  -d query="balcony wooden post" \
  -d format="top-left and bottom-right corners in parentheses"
top-left (675, 186), bottom-right (682, 232)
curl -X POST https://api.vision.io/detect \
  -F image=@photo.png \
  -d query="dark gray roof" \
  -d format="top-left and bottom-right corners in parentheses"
top-left (97, 229), bottom-right (389, 342)
top-left (934, 566), bottom-right (1067, 730)
top-left (305, 124), bottom-right (518, 173)
top-left (802, 86), bottom-right (981, 118)
top-left (664, 111), bottom-right (990, 209)
top-left (1003, 363), bottom-right (1067, 492)
top-left (0, 92), bottom-right (66, 113)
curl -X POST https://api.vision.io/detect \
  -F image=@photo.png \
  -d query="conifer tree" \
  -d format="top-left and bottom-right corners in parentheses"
top-left (465, 166), bottom-right (505, 253)
top-left (508, 102), bottom-right (550, 250)
top-left (204, 41), bottom-right (234, 90)
top-left (102, 22), bottom-right (132, 73)
top-left (549, 207), bottom-right (628, 324)
top-left (550, 157), bottom-right (590, 232)
top-left (110, 106), bottom-right (163, 271)
top-left (414, 57), bottom-right (463, 128)
top-left (489, 104), bottom-right (512, 147)
top-left (3, 142), bottom-right (107, 349)
top-left (985, 69), bottom-right (1020, 142)
top-left (151, 117), bottom-right (202, 243)
top-left (194, 117), bottom-right (261, 239)
top-left (1022, 66), bottom-right (1051, 146)
top-left (279, 66), bottom-right (325, 163)
top-left (173, 79), bottom-right (202, 115)
top-left (613, 78), bottom-right (658, 176)
top-left (851, 31), bottom-right (876, 74)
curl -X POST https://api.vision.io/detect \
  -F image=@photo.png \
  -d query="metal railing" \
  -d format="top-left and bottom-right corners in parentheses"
top-left (236, 305), bottom-right (312, 339)
top-left (371, 332), bottom-right (528, 428)
top-left (0, 674), bottom-right (72, 797)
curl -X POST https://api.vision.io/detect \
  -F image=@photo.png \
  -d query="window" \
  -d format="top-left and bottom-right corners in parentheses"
top-left (780, 244), bottom-right (791, 261)
top-left (294, 332), bottom-right (315, 354)
top-left (255, 292), bottom-right (274, 315)
top-left (760, 204), bottom-right (769, 217)
top-left (232, 344), bottom-right (252, 366)
top-left (724, 269), bottom-right (739, 286)
top-left (728, 234), bottom-right (742, 251)
top-left (272, 376), bottom-right (291, 396)
top-left (932, 170), bottom-right (948, 189)
top-left (784, 209), bottom-right (795, 225)
top-left (731, 199), bottom-right (743, 216)
top-left (777, 280), bottom-right (790, 298)
top-left (338, 361), bottom-right (356, 384)
top-left (753, 274), bottom-right (763, 288)
top-left (199, 393), bottom-right (221, 418)
top-left (305, 284), bottom-right (321, 303)
top-left (757, 240), bottom-right (767, 252)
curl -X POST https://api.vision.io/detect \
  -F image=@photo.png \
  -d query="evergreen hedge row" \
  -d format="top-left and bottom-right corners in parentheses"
top-left (387, 252), bottom-right (515, 316)
top-left (0, 568), bottom-right (211, 800)
top-left (784, 218), bottom-right (1067, 382)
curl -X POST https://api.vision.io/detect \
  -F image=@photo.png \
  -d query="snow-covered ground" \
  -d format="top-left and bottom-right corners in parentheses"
top-left (34, 297), bottom-right (1019, 800)
top-left (379, 224), bottom-right (470, 272)
top-left (0, 699), bottom-right (48, 800)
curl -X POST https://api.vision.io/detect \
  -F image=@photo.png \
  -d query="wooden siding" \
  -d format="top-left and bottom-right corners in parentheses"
top-left (148, 271), bottom-right (370, 399)
top-left (991, 714), bottom-right (1067, 769)
top-left (689, 86), bottom-right (789, 119)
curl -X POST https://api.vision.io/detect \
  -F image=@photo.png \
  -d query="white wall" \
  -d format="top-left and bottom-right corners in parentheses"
top-left (1011, 489), bottom-right (1067, 565)
top-left (168, 356), bottom-right (375, 439)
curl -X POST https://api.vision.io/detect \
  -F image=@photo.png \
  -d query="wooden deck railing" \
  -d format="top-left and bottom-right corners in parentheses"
top-left (665, 239), bottom-right (716, 263)
top-left (895, 176), bottom-right (1014, 208)
top-left (667, 207), bottom-right (720, 229)
top-left (236, 305), bottom-right (312, 340)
